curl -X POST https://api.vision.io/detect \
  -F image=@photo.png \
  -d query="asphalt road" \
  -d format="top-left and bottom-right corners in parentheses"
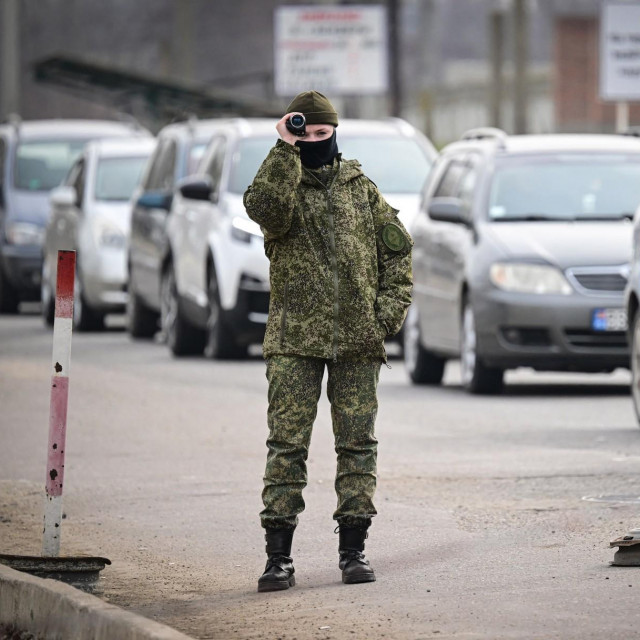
top-left (2, 311), bottom-right (640, 639)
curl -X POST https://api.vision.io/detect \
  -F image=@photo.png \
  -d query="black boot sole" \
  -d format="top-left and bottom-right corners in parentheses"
top-left (257, 575), bottom-right (296, 592)
top-left (342, 573), bottom-right (376, 584)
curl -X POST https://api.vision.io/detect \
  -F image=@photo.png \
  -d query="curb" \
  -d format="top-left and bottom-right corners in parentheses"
top-left (0, 564), bottom-right (195, 640)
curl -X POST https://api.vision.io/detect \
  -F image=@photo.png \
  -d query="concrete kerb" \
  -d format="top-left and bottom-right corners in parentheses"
top-left (0, 564), bottom-right (195, 640)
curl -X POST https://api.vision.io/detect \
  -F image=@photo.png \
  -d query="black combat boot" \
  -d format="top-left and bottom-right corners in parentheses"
top-left (257, 528), bottom-right (296, 592)
top-left (338, 525), bottom-right (376, 584)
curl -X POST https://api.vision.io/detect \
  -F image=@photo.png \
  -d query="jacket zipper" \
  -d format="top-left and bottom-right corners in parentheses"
top-left (279, 281), bottom-right (289, 346)
top-left (304, 163), bottom-right (341, 361)
top-left (326, 193), bottom-right (339, 362)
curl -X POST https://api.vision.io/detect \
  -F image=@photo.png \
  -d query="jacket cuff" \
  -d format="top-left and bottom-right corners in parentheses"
top-left (275, 138), bottom-right (300, 155)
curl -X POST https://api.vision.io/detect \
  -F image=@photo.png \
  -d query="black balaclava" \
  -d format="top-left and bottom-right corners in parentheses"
top-left (295, 130), bottom-right (339, 169)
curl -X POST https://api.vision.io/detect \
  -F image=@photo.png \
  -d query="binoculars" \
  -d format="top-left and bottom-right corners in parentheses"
top-left (286, 114), bottom-right (306, 137)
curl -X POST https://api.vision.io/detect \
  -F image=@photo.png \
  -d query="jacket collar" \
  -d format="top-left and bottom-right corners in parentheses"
top-left (300, 154), bottom-right (363, 188)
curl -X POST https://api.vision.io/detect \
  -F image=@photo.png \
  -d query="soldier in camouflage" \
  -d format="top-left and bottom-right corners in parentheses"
top-left (243, 91), bottom-right (413, 592)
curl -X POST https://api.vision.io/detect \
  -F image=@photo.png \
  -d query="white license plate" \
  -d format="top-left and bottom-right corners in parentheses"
top-left (592, 308), bottom-right (628, 332)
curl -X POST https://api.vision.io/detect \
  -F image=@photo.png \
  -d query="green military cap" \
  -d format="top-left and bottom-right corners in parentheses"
top-left (286, 90), bottom-right (339, 127)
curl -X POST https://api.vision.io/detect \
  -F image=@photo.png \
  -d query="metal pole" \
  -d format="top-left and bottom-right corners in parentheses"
top-left (513, 0), bottom-right (528, 134)
top-left (43, 250), bottom-right (75, 557)
top-left (388, 0), bottom-right (401, 117)
top-left (616, 102), bottom-right (630, 133)
top-left (490, 11), bottom-right (506, 129)
top-left (1, 0), bottom-right (20, 117)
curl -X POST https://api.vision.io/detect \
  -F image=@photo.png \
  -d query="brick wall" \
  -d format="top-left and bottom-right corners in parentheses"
top-left (554, 16), bottom-right (640, 132)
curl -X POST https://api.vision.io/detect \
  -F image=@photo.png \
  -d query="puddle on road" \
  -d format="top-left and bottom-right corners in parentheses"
top-left (582, 494), bottom-right (640, 504)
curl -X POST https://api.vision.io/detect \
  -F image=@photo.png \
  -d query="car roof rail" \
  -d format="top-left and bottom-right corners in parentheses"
top-left (461, 127), bottom-right (508, 146)
top-left (1, 112), bottom-right (21, 134)
top-left (116, 112), bottom-right (146, 132)
top-left (621, 127), bottom-right (640, 137)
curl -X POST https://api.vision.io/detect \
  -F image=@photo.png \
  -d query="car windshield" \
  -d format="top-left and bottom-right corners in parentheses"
top-left (14, 139), bottom-right (88, 191)
top-left (489, 154), bottom-right (640, 221)
top-left (95, 156), bottom-right (149, 201)
top-left (227, 135), bottom-right (432, 195)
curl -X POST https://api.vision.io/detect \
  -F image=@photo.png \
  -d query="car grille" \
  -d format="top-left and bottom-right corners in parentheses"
top-left (564, 329), bottom-right (628, 349)
top-left (566, 267), bottom-right (628, 294)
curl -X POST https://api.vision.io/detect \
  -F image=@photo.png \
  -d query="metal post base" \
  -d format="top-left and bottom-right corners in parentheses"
top-left (0, 554), bottom-right (111, 592)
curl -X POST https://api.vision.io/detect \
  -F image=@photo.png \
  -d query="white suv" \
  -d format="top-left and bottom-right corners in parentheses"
top-left (163, 118), bottom-right (435, 359)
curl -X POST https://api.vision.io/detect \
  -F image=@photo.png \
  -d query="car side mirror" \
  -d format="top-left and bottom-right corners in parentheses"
top-left (137, 191), bottom-right (173, 211)
top-left (50, 186), bottom-right (77, 208)
top-left (178, 176), bottom-right (213, 202)
top-left (427, 197), bottom-right (469, 225)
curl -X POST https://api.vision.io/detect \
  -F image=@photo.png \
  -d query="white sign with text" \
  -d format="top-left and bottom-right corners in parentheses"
top-left (600, 2), bottom-right (640, 101)
top-left (274, 5), bottom-right (388, 97)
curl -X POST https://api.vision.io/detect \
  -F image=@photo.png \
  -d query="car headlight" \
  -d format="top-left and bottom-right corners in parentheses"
top-left (5, 222), bottom-right (45, 246)
top-left (94, 224), bottom-right (126, 249)
top-left (490, 263), bottom-right (573, 295)
top-left (231, 216), bottom-right (263, 244)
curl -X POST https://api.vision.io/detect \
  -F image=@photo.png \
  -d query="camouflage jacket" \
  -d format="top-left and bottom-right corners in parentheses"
top-left (243, 139), bottom-right (413, 361)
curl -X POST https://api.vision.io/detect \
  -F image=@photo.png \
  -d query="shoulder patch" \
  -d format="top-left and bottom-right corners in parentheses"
top-left (381, 223), bottom-right (406, 252)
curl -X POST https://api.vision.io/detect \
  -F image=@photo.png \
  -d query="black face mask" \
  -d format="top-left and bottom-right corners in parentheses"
top-left (295, 130), bottom-right (338, 169)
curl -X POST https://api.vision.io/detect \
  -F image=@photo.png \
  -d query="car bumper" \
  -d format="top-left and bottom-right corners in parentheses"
top-left (474, 290), bottom-right (629, 371)
top-left (81, 249), bottom-right (128, 312)
top-left (226, 273), bottom-right (269, 346)
top-left (0, 244), bottom-right (42, 300)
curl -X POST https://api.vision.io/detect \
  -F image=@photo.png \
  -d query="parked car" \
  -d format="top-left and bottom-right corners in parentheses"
top-left (0, 117), bottom-right (149, 313)
top-left (164, 117), bottom-right (436, 359)
top-left (406, 128), bottom-right (640, 394)
top-left (625, 206), bottom-right (640, 424)
top-left (126, 118), bottom-right (229, 338)
top-left (41, 137), bottom-right (156, 330)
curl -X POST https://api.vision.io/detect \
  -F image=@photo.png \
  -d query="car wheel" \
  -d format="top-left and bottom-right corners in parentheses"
top-left (161, 262), bottom-right (205, 356)
top-left (0, 264), bottom-right (19, 314)
top-left (204, 265), bottom-right (247, 360)
top-left (631, 311), bottom-right (640, 426)
top-left (41, 268), bottom-right (55, 327)
top-left (403, 304), bottom-right (445, 384)
top-left (73, 271), bottom-right (105, 332)
top-left (127, 283), bottom-right (158, 339)
top-left (460, 299), bottom-right (504, 394)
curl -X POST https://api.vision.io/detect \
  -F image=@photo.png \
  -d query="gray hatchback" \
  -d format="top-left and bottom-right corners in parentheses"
top-left (406, 129), bottom-right (640, 394)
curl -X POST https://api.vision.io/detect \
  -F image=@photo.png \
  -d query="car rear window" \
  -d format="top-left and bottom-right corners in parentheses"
top-left (228, 135), bottom-right (432, 195)
top-left (95, 156), bottom-right (149, 201)
top-left (14, 139), bottom-right (88, 191)
top-left (489, 154), bottom-right (640, 221)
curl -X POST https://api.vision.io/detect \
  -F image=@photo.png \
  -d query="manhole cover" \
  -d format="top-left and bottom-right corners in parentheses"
top-left (582, 494), bottom-right (640, 504)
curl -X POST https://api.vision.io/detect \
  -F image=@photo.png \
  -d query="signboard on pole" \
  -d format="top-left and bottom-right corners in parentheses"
top-left (274, 5), bottom-right (388, 97)
top-left (600, 2), bottom-right (640, 101)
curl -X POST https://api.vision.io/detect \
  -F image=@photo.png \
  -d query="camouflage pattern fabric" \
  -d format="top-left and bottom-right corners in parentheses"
top-left (261, 355), bottom-right (380, 530)
top-left (243, 139), bottom-right (413, 362)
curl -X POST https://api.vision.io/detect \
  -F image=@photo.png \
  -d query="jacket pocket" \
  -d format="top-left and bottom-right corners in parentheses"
top-left (279, 281), bottom-right (289, 346)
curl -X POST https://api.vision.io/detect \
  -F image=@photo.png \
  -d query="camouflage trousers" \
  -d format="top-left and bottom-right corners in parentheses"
top-left (261, 355), bottom-right (381, 530)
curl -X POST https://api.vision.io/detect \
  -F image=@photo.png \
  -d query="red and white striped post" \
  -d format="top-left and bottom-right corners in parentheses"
top-left (43, 250), bottom-right (75, 557)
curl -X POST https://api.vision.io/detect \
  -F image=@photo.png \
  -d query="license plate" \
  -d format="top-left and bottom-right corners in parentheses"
top-left (592, 308), bottom-right (628, 332)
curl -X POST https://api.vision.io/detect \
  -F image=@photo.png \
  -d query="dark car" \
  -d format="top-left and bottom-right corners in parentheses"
top-left (126, 118), bottom-right (229, 338)
top-left (406, 128), bottom-right (640, 394)
top-left (0, 117), bottom-right (148, 313)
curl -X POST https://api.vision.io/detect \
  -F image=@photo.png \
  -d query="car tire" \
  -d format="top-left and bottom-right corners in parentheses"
top-left (631, 311), bottom-right (640, 426)
top-left (73, 271), bottom-right (105, 332)
top-left (460, 299), bottom-right (504, 395)
top-left (161, 262), bottom-right (205, 356)
top-left (403, 304), bottom-right (445, 385)
top-left (204, 264), bottom-right (247, 360)
top-left (127, 285), bottom-right (158, 339)
top-left (41, 274), bottom-right (55, 327)
top-left (0, 264), bottom-right (19, 314)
